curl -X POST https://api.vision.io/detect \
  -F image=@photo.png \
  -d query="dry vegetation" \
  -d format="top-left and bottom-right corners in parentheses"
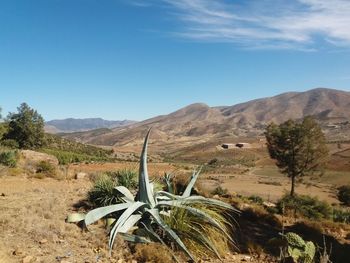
top-left (1, 135), bottom-right (350, 263)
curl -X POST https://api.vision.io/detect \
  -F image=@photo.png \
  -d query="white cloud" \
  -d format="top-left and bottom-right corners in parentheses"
top-left (158, 0), bottom-right (350, 49)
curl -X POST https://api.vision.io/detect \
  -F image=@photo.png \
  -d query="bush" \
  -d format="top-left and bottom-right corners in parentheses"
top-left (108, 169), bottom-right (138, 189)
top-left (248, 195), bottom-right (264, 205)
top-left (337, 185), bottom-right (350, 206)
top-left (211, 186), bottom-right (228, 196)
top-left (88, 169), bottom-right (138, 207)
top-left (36, 160), bottom-right (55, 174)
top-left (207, 158), bottom-right (218, 166)
top-left (87, 174), bottom-right (119, 207)
top-left (332, 207), bottom-right (350, 223)
top-left (0, 139), bottom-right (19, 149)
top-left (277, 194), bottom-right (333, 220)
top-left (0, 150), bottom-right (18, 167)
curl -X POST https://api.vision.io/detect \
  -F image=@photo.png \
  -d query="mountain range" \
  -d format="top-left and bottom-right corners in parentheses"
top-left (57, 88), bottom-right (350, 147)
top-left (45, 118), bottom-right (136, 133)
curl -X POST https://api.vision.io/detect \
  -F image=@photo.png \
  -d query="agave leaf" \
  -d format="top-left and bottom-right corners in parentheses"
top-left (182, 167), bottom-right (202, 198)
top-left (66, 213), bottom-right (85, 223)
top-left (119, 232), bottom-right (151, 243)
top-left (155, 190), bottom-right (181, 200)
top-left (149, 182), bottom-right (154, 196)
top-left (164, 172), bottom-right (174, 194)
top-left (157, 202), bottom-right (234, 243)
top-left (109, 201), bottom-right (148, 249)
top-left (85, 203), bottom-right (130, 226)
top-left (185, 196), bottom-right (239, 212)
top-left (137, 128), bottom-right (156, 207)
top-left (146, 208), bottom-right (195, 262)
top-left (141, 221), bottom-right (167, 244)
top-left (186, 224), bottom-right (222, 259)
top-left (119, 214), bottom-right (142, 233)
top-left (115, 186), bottom-right (134, 201)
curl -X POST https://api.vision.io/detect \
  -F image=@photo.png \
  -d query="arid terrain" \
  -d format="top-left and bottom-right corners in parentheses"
top-left (60, 88), bottom-right (350, 147)
top-left (2, 88), bottom-right (350, 262)
top-left (1, 137), bottom-right (350, 262)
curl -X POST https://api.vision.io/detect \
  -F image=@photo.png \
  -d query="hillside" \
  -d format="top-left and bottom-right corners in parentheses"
top-left (45, 118), bottom-right (136, 133)
top-left (60, 88), bottom-right (350, 148)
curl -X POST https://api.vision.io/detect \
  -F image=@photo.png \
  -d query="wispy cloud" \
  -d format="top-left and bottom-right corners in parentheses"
top-left (127, 0), bottom-right (154, 7)
top-left (154, 0), bottom-right (350, 50)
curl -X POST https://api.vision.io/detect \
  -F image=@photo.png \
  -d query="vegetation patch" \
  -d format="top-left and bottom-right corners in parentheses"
top-left (40, 148), bottom-right (109, 165)
top-left (0, 150), bottom-right (18, 167)
top-left (88, 174), bottom-right (119, 207)
top-left (277, 194), bottom-right (333, 221)
top-left (68, 130), bottom-right (239, 262)
top-left (36, 160), bottom-right (56, 175)
top-left (40, 134), bottom-right (113, 164)
top-left (337, 185), bottom-right (350, 206)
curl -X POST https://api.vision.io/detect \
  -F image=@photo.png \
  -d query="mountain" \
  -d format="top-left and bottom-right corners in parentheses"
top-left (45, 118), bottom-right (136, 133)
top-left (60, 88), bottom-right (350, 147)
top-left (217, 88), bottom-right (350, 124)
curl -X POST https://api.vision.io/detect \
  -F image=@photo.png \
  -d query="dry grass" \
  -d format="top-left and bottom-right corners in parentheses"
top-left (133, 243), bottom-right (173, 263)
top-left (0, 176), bottom-right (131, 262)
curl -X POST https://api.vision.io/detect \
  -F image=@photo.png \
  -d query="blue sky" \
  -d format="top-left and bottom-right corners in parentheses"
top-left (0, 0), bottom-right (349, 121)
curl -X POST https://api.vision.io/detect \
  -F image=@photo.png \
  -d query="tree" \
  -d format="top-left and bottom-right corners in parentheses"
top-left (337, 185), bottom-right (350, 206)
top-left (3, 103), bottom-right (45, 149)
top-left (265, 116), bottom-right (329, 196)
top-left (0, 107), bottom-right (7, 141)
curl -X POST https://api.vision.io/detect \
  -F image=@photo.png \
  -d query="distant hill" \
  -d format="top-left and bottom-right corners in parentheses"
top-left (45, 118), bottom-right (136, 133)
top-left (60, 88), bottom-right (350, 147)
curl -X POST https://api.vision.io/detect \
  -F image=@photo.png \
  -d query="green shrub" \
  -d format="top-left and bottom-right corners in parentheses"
top-left (107, 169), bottom-right (138, 189)
top-left (211, 186), bottom-right (228, 196)
top-left (0, 139), bottom-right (19, 149)
top-left (42, 133), bottom-right (113, 164)
top-left (0, 150), bottom-right (18, 167)
top-left (88, 169), bottom-right (138, 207)
top-left (332, 207), bottom-right (350, 223)
top-left (36, 160), bottom-right (56, 175)
top-left (87, 174), bottom-right (119, 207)
top-left (277, 194), bottom-right (332, 220)
top-left (337, 185), bottom-right (350, 206)
top-left (248, 195), bottom-right (264, 205)
top-left (207, 158), bottom-right (218, 166)
top-left (41, 148), bottom-right (109, 165)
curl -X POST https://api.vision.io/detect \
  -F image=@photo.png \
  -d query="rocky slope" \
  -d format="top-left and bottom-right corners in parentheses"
top-left (60, 88), bottom-right (350, 146)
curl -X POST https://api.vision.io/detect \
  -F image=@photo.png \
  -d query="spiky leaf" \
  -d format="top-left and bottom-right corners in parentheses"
top-left (85, 203), bottom-right (130, 226)
top-left (182, 167), bottom-right (201, 198)
top-left (146, 208), bottom-right (195, 261)
top-left (137, 129), bottom-right (155, 207)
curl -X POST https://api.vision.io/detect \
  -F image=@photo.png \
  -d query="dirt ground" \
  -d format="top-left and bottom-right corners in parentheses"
top-left (199, 167), bottom-right (339, 204)
top-left (0, 157), bottom-right (348, 263)
top-left (0, 173), bottom-right (270, 263)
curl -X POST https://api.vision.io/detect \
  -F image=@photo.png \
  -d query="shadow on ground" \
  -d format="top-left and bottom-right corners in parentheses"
top-left (233, 207), bottom-right (350, 263)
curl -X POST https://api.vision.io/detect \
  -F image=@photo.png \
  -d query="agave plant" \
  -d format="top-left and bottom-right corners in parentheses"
top-left (68, 130), bottom-right (239, 261)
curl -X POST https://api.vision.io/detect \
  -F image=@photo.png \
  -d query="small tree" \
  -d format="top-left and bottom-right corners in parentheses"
top-left (0, 107), bottom-right (6, 140)
top-left (337, 185), bottom-right (350, 206)
top-left (3, 103), bottom-right (45, 149)
top-left (265, 116), bottom-right (328, 196)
